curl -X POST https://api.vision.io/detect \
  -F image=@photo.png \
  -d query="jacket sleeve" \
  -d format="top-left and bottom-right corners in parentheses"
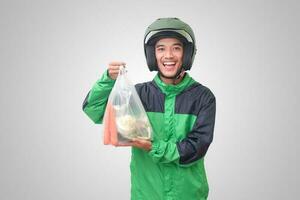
top-left (82, 70), bottom-right (115, 124)
top-left (148, 94), bottom-right (216, 167)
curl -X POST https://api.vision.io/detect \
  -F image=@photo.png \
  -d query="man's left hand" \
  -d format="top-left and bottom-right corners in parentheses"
top-left (130, 139), bottom-right (152, 151)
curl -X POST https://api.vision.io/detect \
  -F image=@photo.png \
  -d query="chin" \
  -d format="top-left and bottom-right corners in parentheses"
top-left (162, 69), bottom-right (181, 77)
top-left (163, 73), bottom-right (177, 78)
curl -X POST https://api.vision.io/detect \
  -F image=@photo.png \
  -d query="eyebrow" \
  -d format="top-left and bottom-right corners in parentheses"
top-left (155, 43), bottom-right (183, 48)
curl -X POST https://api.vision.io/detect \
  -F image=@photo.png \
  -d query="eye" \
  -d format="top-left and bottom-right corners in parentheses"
top-left (156, 47), bottom-right (165, 52)
top-left (173, 46), bottom-right (182, 51)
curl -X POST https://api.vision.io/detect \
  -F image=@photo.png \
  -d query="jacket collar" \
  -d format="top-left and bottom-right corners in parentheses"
top-left (153, 73), bottom-right (196, 96)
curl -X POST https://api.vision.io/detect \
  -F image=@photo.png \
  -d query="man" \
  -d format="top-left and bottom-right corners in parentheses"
top-left (82, 18), bottom-right (216, 200)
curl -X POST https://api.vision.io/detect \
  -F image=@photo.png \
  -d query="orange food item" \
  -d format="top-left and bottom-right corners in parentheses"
top-left (103, 102), bottom-right (132, 146)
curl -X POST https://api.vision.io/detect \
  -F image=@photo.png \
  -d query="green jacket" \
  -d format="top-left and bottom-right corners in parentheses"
top-left (82, 71), bottom-right (216, 200)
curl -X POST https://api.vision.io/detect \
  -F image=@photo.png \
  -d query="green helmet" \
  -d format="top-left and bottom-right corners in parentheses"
top-left (144, 18), bottom-right (197, 71)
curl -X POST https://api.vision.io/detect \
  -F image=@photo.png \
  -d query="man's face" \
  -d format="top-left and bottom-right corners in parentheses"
top-left (155, 38), bottom-right (183, 79)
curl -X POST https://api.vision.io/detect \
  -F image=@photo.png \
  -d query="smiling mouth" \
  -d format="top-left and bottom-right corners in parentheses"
top-left (163, 62), bottom-right (176, 68)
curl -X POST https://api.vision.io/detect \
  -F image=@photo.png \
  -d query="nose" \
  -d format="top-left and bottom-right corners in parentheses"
top-left (165, 48), bottom-right (174, 58)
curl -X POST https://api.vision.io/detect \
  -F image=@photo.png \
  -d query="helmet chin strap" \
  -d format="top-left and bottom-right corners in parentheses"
top-left (158, 67), bottom-right (185, 81)
top-left (175, 68), bottom-right (185, 79)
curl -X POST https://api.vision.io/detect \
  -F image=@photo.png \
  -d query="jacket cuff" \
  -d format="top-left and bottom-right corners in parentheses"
top-left (149, 141), bottom-right (161, 155)
top-left (148, 141), bottom-right (165, 163)
top-left (98, 70), bottom-right (116, 83)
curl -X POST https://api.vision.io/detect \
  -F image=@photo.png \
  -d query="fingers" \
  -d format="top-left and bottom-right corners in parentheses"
top-left (107, 61), bottom-right (126, 80)
top-left (108, 69), bottom-right (120, 75)
top-left (109, 61), bottom-right (126, 67)
top-left (130, 139), bottom-right (152, 151)
top-left (114, 139), bottom-right (152, 151)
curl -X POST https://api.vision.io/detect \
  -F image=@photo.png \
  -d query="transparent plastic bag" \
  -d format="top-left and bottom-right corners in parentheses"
top-left (103, 66), bottom-right (152, 146)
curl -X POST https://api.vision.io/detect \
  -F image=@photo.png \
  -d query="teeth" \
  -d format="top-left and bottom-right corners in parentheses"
top-left (163, 62), bottom-right (175, 65)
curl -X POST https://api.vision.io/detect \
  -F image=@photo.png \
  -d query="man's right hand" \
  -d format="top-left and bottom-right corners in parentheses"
top-left (108, 61), bottom-right (126, 80)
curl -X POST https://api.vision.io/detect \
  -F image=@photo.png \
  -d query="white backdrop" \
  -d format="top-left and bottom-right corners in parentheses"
top-left (0, 0), bottom-right (299, 199)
